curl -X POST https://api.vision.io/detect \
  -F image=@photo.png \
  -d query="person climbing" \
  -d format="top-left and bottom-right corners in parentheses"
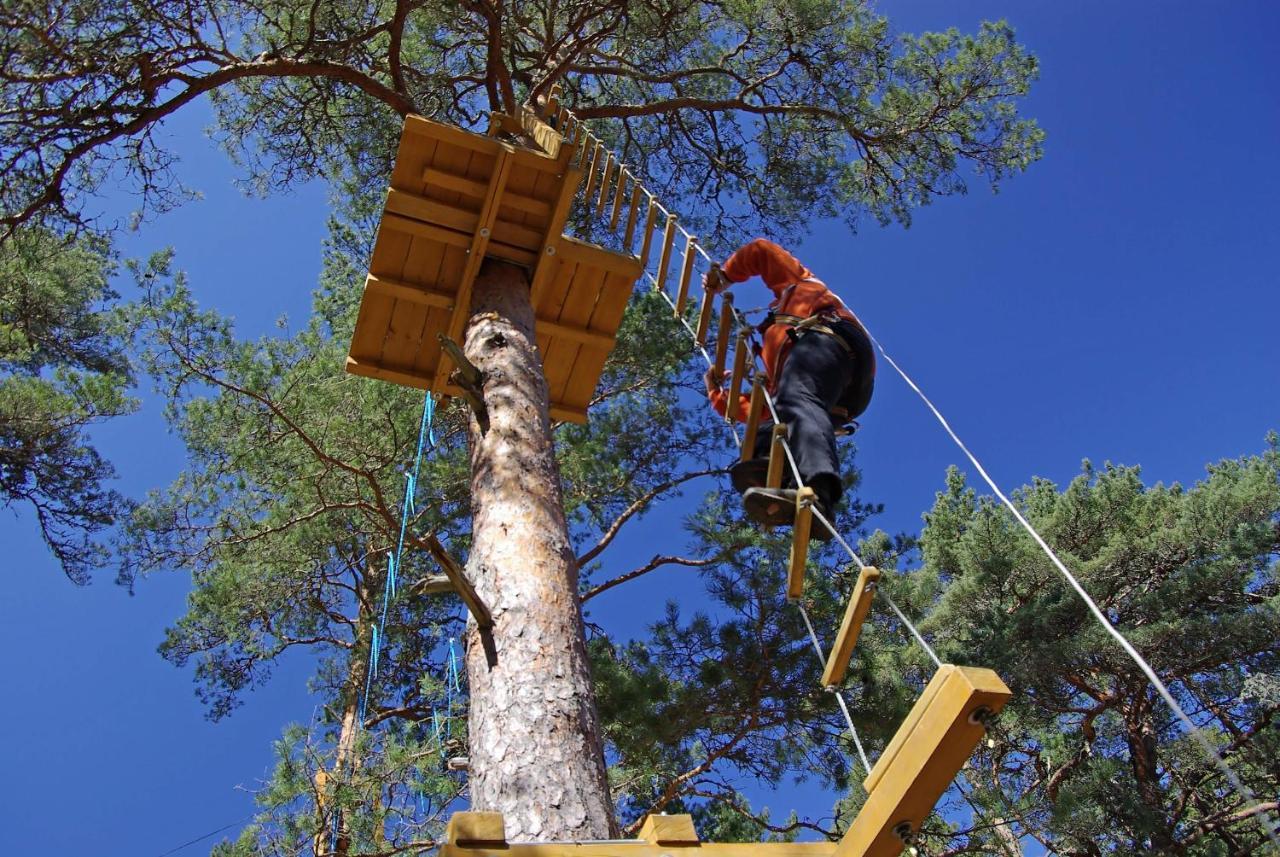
top-left (702, 238), bottom-right (875, 538)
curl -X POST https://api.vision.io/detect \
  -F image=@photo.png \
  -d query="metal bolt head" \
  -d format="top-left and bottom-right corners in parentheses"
top-left (479, 227), bottom-right (491, 237)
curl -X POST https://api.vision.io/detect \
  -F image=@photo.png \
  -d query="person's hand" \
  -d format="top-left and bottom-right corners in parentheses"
top-left (703, 266), bottom-right (728, 295)
top-left (703, 366), bottom-right (729, 395)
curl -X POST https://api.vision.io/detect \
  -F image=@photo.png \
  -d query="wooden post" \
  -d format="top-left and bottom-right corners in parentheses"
top-left (787, 487), bottom-right (815, 601)
top-left (610, 168), bottom-right (628, 231)
top-left (725, 330), bottom-right (748, 425)
top-left (766, 424), bottom-right (788, 490)
top-left (546, 84), bottom-right (562, 120)
top-left (821, 567), bottom-right (881, 687)
top-left (623, 180), bottom-right (644, 252)
top-left (654, 213), bottom-right (678, 292)
top-left (674, 234), bottom-right (698, 314)
top-left (740, 377), bottom-right (766, 462)
top-left (712, 292), bottom-right (734, 377)
top-left (595, 152), bottom-right (615, 217)
top-left (637, 196), bottom-right (660, 270)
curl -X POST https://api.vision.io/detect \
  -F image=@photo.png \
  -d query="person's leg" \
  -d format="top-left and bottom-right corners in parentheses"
top-left (767, 331), bottom-right (853, 509)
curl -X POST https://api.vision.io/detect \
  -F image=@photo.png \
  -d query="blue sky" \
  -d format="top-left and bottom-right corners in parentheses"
top-left (3, 3), bottom-right (1278, 855)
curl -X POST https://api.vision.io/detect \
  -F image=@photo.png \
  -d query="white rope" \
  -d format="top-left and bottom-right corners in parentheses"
top-left (798, 602), bottom-right (872, 775)
top-left (864, 333), bottom-right (1280, 848)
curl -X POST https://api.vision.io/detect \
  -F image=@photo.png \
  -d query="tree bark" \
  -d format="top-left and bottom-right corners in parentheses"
top-left (462, 259), bottom-right (617, 840)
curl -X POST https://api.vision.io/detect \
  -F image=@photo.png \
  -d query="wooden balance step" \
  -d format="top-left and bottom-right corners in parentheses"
top-left (346, 112), bottom-right (643, 424)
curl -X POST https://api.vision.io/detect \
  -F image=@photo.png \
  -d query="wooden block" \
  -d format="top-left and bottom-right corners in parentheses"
top-left (623, 180), bottom-right (644, 251)
top-left (836, 666), bottom-right (1011, 857)
top-left (674, 234), bottom-right (698, 315)
top-left (741, 377), bottom-right (766, 462)
top-left (556, 235), bottom-right (644, 278)
top-left (725, 331), bottom-right (748, 425)
top-left (821, 567), bottom-right (882, 687)
top-left (787, 487), bottom-right (815, 601)
top-left (609, 167), bottom-right (628, 231)
top-left (638, 814), bottom-right (700, 845)
top-left (695, 288), bottom-right (715, 345)
top-left (766, 424), bottom-right (788, 489)
top-left (446, 812), bottom-right (506, 845)
top-left (637, 197), bottom-right (659, 269)
top-left (712, 292), bottom-right (735, 377)
top-left (595, 152), bottom-right (615, 217)
top-left (583, 141), bottom-right (604, 205)
top-left (654, 214), bottom-right (678, 292)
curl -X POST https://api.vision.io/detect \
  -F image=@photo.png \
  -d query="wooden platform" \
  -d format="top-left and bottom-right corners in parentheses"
top-left (346, 113), bottom-right (642, 423)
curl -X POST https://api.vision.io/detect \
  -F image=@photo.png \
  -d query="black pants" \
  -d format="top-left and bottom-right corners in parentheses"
top-left (752, 321), bottom-right (872, 508)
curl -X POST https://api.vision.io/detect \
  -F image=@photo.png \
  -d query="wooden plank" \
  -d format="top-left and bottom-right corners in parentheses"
top-left (543, 262), bottom-right (604, 405)
top-left (446, 812), bottom-right (506, 846)
top-left (637, 195), bottom-right (659, 269)
top-left (410, 246), bottom-right (465, 378)
top-left (609, 167), bottom-right (628, 231)
top-left (582, 141), bottom-right (604, 206)
top-left (535, 317), bottom-right (615, 350)
top-left (638, 815), bottom-right (699, 845)
top-left (423, 167), bottom-right (552, 218)
top-left (595, 152), bottom-right (615, 218)
top-left (404, 113), bottom-right (560, 175)
top-left (557, 235), bottom-right (643, 278)
top-left (363, 275), bottom-right (453, 312)
top-left (836, 666), bottom-right (1012, 857)
top-left (695, 289), bottom-right (715, 345)
top-left (787, 487), bottom-right (815, 600)
top-left (559, 269), bottom-right (632, 410)
top-left (430, 147), bottom-right (515, 392)
top-left (386, 187), bottom-right (478, 234)
top-left (740, 377), bottom-right (766, 462)
top-left (529, 164), bottom-right (585, 307)
top-left (623, 179), bottom-right (644, 251)
top-left (712, 293), bottom-right (734, 377)
top-left (443, 841), bottom-right (836, 857)
top-left (674, 234), bottom-right (698, 315)
top-left (725, 331), bottom-right (749, 425)
top-left (821, 567), bottom-right (882, 687)
top-left (381, 212), bottom-right (472, 249)
top-left (766, 424), bottom-right (788, 490)
top-left (350, 226), bottom-right (410, 366)
top-left (424, 533), bottom-right (494, 629)
top-left (346, 355), bottom-right (431, 390)
top-left (653, 213), bottom-right (678, 292)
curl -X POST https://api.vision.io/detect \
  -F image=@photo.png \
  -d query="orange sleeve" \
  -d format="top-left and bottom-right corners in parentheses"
top-left (708, 388), bottom-right (752, 423)
top-left (720, 238), bottom-right (813, 297)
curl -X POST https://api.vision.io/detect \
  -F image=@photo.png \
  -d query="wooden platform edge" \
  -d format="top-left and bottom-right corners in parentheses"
top-left (834, 665), bottom-right (1012, 857)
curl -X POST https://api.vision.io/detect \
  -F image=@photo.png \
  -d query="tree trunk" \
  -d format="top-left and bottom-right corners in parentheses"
top-left (1125, 706), bottom-right (1177, 852)
top-left (461, 259), bottom-right (617, 840)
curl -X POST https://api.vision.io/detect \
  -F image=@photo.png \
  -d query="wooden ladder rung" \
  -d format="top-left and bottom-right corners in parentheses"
top-left (787, 487), bottom-right (815, 601)
top-left (724, 330), bottom-right (749, 426)
top-left (834, 665), bottom-right (1012, 857)
top-left (654, 213), bottom-right (678, 291)
top-left (740, 377), bottom-right (766, 462)
top-left (821, 567), bottom-right (881, 687)
top-left (765, 423), bottom-right (788, 489)
top-left (674, 234), bottom-right (698, 315)
top-left (711, 292), bottom-right (734, 377)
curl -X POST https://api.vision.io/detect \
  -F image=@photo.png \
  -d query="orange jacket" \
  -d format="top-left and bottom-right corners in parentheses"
top-left (708, 238), bottom-right (867, 421)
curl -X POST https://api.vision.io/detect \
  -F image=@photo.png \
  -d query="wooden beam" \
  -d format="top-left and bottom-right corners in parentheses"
top-left (556, 234), bottom-right (644, 278)
top-left (653, 213), bottom-right (678, 292)
top-left (637, 195), bottom-right (659, 269)
top-left (741, 377), bottom-right (766, 462)
top-left (364, 274), bottom-right (452, 310)
top-left (416, 574), bottom-right (455, 595)
top-left (582, 141), bottom-right (604, 205)
top-left (725, 330), bottom-right (748, 426)
top-left (446, 812), bottom-right (506, 846)
top-left (423, 533), bottom-right (494, 629)
top-left (674, 234), bottom-right (698, 315)
top-left (381, 213), bottom-right (538, 268)
top-left (422, 167), bottom-right (552, 218)
top-left (609, 167), bottom-right (629, 231)
top-left (766, 424), bottom-right (788, 490)
top-left (346, 355), bottom-right (432, 390)
top-left (528, 164), bottom-right (584, 307)
top-left (639, 815), bottom-right (700, 845)
top-left (623, 180), bottom-right (644, 252)
top-left (712, 292), bottom-right (734, 377)
top-left (788, 487), bottom-right (815, 601)
top-left (821, 567), bottom-right (881, 687)
top-left (402, 113), bottom-right (559, 174)
top-left (835, 666), bottom-right (1012, 857)
top-left (595, 152), bottom-right (615, 218)
top-left (430, 147), bottom-right (514, 393)
top-left (536, 317), bottom-right (615, 350)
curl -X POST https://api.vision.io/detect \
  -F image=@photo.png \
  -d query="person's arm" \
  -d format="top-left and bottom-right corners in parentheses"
top-left (719, 238), bottom-right (811, 295)
top-left (704, 366), bottom-right (751, 423)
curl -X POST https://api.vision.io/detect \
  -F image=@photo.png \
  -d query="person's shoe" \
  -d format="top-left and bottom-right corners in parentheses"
top-left (729, 457), bottom-right (769, 493)
top-left (743, 487), bottom-right (800, 526)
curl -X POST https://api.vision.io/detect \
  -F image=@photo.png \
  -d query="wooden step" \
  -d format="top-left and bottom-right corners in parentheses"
top-left (787, 487), bottom-right (816, 601)
top-left (821, 567), bottom-right (881, 687)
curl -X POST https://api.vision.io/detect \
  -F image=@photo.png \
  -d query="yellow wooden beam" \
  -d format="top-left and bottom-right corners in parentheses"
top-left (674, 234), bottom-right (698, 315)
top-left (595, 152), bottom-right (616, 217)
top-left (766, 424), bottom-right (788, 490)
top-left (712, 292), bottom-right (735, 378)
top-left (787, 487), bottom-right (815, 601)
top-left (638, 814), bottom-right (700, 845)
top-left (835, 665), bottom-right (1012, 857)
top-left (536, 318), bottom-right (615, 350)
top-left (821, 567), bottom-right (881, 687)
top-left (741, 377), bottom-right (766, 462)
top-left (654, 213), bottom-right (679, 292)
top-left (637, 195), bottom-right (659, 269)
top-left (446, 812), bottom-right (506, 846)
top-left (725, 330), bottom-right (749, 426)
top-left (422, 167), bottom-right (552, 218)
top-left (623, 179), bottom-right (644, 252)
top-left (609, 167), bottom-right (629, 231)
top-left (363, 274), bottom-right (453, 310)
top-left (695, 288), bottom-right (715, 346)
